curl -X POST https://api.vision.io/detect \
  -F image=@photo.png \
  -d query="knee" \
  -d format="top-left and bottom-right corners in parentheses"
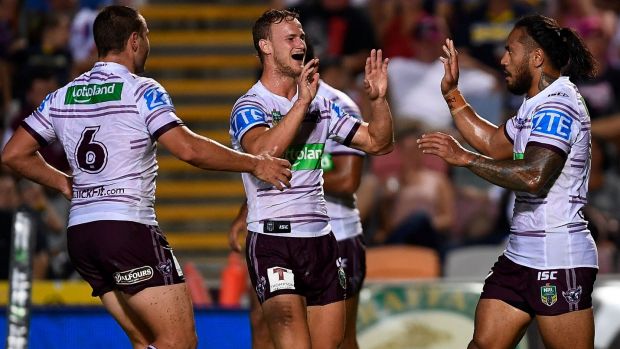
top-left (156, 331), bottom-right (198, 349)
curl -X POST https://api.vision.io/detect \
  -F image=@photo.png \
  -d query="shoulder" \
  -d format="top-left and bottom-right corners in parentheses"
top-left (317, 83), bottom-right (362, 118)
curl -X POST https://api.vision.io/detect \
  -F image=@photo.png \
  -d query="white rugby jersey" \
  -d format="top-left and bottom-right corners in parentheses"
top-left (318, 82), bottom-right (364, 241)
top-left (23, 62), bottom-right (182, 227)
top-left (503, 76), bottom-right (597, 269)
top-left (230, 81), bottom-right (361, 238)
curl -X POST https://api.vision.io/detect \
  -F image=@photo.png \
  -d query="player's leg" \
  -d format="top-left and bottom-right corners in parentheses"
top-left (469, 255), bottom-right (533, 349)
top-left (121, 283), bottom-right (197, 349)
top-left (307, 300), bottom-right (346, 349)
top-left (249, 288), bottom-right (275, 349)
top-left (338, 235), bottom-right (366, 349)
top-left (536, 308), bottom-right (594, 349)
top-left (531, 267), bottom-right (597, 349)
top-left (341, 294), bottom-right (361, 349)
top-left (468, 298), bottom-right (531, 349)
top-left (261, 294), bottom-right (311, 349)
top-left (100, 290), bottom-right (154, 348)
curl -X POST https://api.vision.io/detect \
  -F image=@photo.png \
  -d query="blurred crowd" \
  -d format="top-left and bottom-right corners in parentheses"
top-left (2, 0), bottom-right (620, 279)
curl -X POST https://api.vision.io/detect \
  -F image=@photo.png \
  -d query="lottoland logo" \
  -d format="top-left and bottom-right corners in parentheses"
top-left (284, 143), bottom-right (324, 170)
top-left (65, 82), bottom-right (123, 104)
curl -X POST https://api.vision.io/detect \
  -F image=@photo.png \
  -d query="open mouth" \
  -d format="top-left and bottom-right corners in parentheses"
top-left (292, 53), bottom-right (305, 61)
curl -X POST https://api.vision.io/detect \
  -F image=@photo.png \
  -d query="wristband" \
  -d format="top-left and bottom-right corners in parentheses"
top-left (451, 103), bottom-right (470, 115)
top-left (443, 88), bottom-right (467, 111)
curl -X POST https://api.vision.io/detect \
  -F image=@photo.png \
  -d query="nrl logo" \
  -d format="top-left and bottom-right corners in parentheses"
top-left (271, 109), bottom-right (283, 125)
top-left (562, 286), bottom-right (582, 304)
top-left (540, 283), bottom-right (557, 307)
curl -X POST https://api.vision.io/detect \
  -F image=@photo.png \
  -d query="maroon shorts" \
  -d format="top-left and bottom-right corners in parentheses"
top-left (337, 235), bottom-right (366, 298)
top-left (245, 231), bottom-right (346, 306)
top-left (480, 255), bottom-right (597, 316)
top-left (67, 220), bottom-right (185, 297)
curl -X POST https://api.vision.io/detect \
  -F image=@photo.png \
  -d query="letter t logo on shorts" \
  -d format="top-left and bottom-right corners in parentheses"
top-left (267, 266), bottom-right (295, 292)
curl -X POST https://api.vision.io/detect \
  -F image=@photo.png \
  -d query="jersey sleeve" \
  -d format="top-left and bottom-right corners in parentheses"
top-left (229, 96), bottom-right (269, 145)
top-left (325, 98), bottom-right (361, 147)
top-left (135, 79), bottom-right (182, 139)
top-left (21, 92), bottom-right (58, 146)
top-left (527, 95), bottom-right (580, 156)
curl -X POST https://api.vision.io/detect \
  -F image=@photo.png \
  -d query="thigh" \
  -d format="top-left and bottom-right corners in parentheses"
top-left (307, 300), bottom-right (345, 349)
top-left (536, 308), bottom-right (594, 349)
top-left (470, 299), bottom-right (532, 349)
top-left (262, 294), bottom-right (310, 349)
top-left (122, 283), bottom-right (196, 340)
top-left (249, 290), bottom-right (275, 349)
top-left (527, 267), bottom-right (597, 316)
top-left (101, 290), bottom-right (154, 348)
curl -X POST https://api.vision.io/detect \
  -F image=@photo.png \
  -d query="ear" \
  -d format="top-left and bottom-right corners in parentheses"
top-left (259, 39), bottom-right (272, 56)
top-left (129, 32), bottom-right (140, 52)
top-left (531, 47), bottom-right (544, 69)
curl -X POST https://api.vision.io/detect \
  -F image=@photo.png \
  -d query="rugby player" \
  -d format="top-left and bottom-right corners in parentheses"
top-left (229, 80), bottom-right (367, 349)
top-left (229, 9), bottom-right (393, 349)
top-left (2, 5), bottom-right (292, 349)
top-left (418, 14), bottom-right (598, 349)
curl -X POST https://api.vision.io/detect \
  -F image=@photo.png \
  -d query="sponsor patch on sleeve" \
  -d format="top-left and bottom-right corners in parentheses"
top-left (230, 106), bottom-right (267, 140)
top-left (144, 87), bottom-right (172, 110)
top-left (532, 110), bottom-right (573, 141)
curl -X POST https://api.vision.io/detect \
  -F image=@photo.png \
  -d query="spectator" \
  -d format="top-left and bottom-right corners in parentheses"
top-left (293, 0), bottom-right (377, 78)
top-left (0, 174), bottom-right (51, 280)
top-left (373, 126), bottom-right (455, 254)
top-left (10, 12), bottom-right (74, 104)
top-left (2, 69), bottom-right (70, 173)
top-left (387, 15), bottom-right (498, 130)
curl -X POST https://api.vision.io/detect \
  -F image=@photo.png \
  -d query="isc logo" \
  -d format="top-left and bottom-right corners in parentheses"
top-left (537, 271), bottom-right (558, 281)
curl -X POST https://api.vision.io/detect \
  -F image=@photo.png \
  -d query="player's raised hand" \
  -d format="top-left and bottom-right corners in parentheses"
top-left (417, 132), bottom-right (475, 167)
top-left (252, 153), bottom-right (292, 190)
top-left (440, 38), bottom-right (460, 95)
top-left (297, 58), bottom-right (320, 104)
top-left (364, 49), bottom-right (389, 101)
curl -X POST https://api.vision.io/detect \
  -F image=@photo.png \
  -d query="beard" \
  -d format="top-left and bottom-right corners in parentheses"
top-left (274, 54), bottom-right (301, 78)
top-left (506, 60), bottom-right (532, 95)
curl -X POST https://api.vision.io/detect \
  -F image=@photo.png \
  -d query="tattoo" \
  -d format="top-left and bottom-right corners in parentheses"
top-left (466, 146), bottom-right (565, 195)
top-left (538, 71), bottom-right (557, 92)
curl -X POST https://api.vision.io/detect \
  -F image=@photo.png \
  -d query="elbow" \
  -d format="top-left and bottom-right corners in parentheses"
top-left (339, 178), bottom-right (360, 195)
top-left (1, 147), bottom-right (18, 170)
top-left (175, 145), bottom-right (200, 165)
top-left (367, 140), bottom-right (395, 156)
top-left (524, 176), bottom-right (548, 196)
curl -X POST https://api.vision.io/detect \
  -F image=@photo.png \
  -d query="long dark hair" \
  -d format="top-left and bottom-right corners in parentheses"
top-left (515, 14), bottom-right (597, 81)
top-left (94, 6), bottom-right (145, 58)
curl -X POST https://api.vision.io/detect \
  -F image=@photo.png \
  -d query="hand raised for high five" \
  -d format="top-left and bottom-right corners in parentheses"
top-left (364, 49), bottom-right (389, 101)
top-left (440, 38), bottom-right (460, 95)
top-left (297, 58), bottom-right (320, 104)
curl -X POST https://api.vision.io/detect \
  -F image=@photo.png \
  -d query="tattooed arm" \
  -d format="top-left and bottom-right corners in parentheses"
top-left (417, 132), bottom-right (565, 195)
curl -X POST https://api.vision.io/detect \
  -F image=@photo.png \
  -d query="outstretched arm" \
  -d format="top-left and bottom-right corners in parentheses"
top-left (440, 38), bottom-right (513, 160)
top-left (418, 132), bottom-right (565, 195)
top-left (348, 49), bottom-right (394, 155)
top-left (2, 127), bottom-right (72, 200)
top-left (158, 126), bottom-right (292, 190)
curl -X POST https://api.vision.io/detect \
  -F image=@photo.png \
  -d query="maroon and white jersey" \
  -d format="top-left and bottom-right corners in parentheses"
top-left (22, 62), bottom-right (182, 227)
top-left (230, 81), bottom-right (361, 238)
top-left (503, 76), bottom-right (597, 269)
top-left (318, 82), bottom-right (364, 241)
